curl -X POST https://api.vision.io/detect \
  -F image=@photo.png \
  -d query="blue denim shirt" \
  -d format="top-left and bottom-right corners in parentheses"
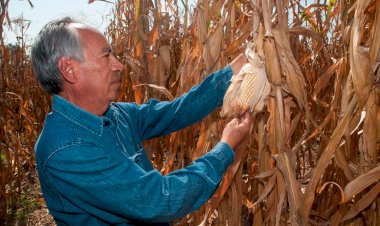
top-left (35, 66), bottom-right (234, 225)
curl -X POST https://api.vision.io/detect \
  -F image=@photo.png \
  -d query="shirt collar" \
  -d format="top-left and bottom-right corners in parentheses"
top-left (52, 95), bottom-right (115, 136)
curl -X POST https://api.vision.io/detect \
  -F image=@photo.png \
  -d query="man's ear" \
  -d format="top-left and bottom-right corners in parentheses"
top-left (58, 57), bottom-right (76, 83)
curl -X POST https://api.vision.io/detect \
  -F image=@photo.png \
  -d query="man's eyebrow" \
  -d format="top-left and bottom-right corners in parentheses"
top-left (102, 47), bottom-right (112, 54)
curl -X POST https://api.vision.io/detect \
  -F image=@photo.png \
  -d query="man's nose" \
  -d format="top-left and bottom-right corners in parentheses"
top-left (111, 55), bottom-right (124, 72)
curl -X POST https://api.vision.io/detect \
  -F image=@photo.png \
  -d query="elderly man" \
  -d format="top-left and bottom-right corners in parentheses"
top-left (31, 17), bottom-right (250, 225)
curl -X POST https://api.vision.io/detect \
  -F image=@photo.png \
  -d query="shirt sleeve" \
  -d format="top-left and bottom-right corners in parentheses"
top-left (45, 141), bottom-right (234, 223)
top-left (126, 65), bottom-right (233, 142)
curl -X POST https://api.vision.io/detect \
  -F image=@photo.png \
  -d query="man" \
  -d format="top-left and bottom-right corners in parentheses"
top-left (31, 17), bottom-right (250, 225)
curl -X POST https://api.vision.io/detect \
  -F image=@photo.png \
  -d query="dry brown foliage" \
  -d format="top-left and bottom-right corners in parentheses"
top-left (107, 0), bottom-right (380, 225)
top-left (0, 44), bottom-right (50, 224)
top-left (1, 0), bottom-right (379, 225)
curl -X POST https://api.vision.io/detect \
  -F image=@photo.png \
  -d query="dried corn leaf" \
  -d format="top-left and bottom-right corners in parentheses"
top-left (274, 151), bottom-right (305, 225)
top-left (224, 164), bottom-right (243, 226)
top-left (125, 56), bottom-right (145, 103)
top-left (343, 165), bottom-right (380, 201)
top-left (225, 21), bottom-right (252, 56)
top-left (275, 170), bottom-right (287, 226)
top-left (318, 182), bottom-right (345, 204)
top-left (369, 0), bottom-right (380, 64)
top-left (193, 118), bottom-right (222, 160)
top-left (341, 182), bottom-right (380, 222)
top-left (301, 96), bottom-right (357, 220)
top-left (200, 142), bottom-right (249, 225)
top-left (288, 26), bottom-right (324, 45)
top-left (362, 89), bottom-right (379, 170)
top-left (253, 169), bottom-right (277, 206)
top-left (133, 83), bottom-right (174, 100)
top-left (306, 57), bottom-right (347, 143)
top-left (312, 58), bottom-right (343, 108)
top-left (334, 148), bottom-right (355, 181)
top-left (254, 168), bottom-right (275, 179)
top-left (273, 28), bottom-right (308, 112)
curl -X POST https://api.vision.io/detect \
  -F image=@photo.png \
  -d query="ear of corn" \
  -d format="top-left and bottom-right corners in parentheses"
top-left (264, 36), bottom-right (282, 85)
top-left (221, 44), bottom-right (271, 117)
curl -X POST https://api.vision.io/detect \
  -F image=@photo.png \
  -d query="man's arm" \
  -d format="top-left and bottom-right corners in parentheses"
top-left (46, 141), bottom-right (233, 223)
top-left (44, 105), bottom-right (250, 224)
top-left (125, 66), bottom-right (233, 142)
top-left (127, 55), bottom-right (248, 142)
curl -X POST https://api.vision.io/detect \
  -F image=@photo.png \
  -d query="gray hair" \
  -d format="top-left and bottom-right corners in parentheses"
top-left (31, 17), bottom-right (84, 94)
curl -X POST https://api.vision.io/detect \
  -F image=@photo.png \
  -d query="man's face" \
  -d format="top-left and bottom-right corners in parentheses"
top-left (74, 26), bottom-right (124, 107)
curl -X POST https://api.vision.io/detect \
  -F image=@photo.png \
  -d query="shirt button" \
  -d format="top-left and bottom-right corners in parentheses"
top-left (104, 121), bottom-right (111, 126)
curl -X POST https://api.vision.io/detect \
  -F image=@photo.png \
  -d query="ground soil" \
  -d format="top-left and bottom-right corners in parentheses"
top-left (26, 204), bottom-right (55, 226)
top-left (9, 169), bottom-right (55, 226)
top-left (26, 171), bottom-right (55, 226)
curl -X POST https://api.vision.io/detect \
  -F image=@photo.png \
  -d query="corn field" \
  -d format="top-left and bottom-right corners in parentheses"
top-left (1, 0), bottom-right (379, 225)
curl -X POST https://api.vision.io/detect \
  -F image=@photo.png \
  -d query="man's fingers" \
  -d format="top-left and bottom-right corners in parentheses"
top-left (227, 112), bottom-right (251, 128)
top-left (234, 111), bottom-right (251, 126)
top-left (241, 111), bottom-right (251, 124)
top-left (227, 117), bottom-right (239, 126)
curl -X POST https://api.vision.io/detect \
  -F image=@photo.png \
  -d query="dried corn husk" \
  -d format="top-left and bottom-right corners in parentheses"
top-left (264, 36), bottom-right (282, 85)
top-left (349, 0), bottom-right (373, 107)
top-left (221, 44), bottom-right (271, 117)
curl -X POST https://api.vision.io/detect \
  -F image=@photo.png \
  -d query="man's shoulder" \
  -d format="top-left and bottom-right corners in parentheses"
top-left (111, 101), bottom-right (137, 110)
top-left (110, 101), bottom-right (141, 118)
top-left (34, 112), bottom-right (86, 165)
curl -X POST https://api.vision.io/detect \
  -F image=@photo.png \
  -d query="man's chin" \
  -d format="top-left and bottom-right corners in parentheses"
top-left (110, 90), bottom-right (121, 101)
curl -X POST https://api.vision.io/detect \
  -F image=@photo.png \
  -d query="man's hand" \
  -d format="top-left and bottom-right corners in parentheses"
top-left (221, 111), bottom-right (252, 149)
top-left (229, 53), bottom-right (248, 75)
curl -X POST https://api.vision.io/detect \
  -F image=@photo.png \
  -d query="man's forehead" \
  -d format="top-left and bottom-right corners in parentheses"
top-left (67, 22), bottom-right (88, 30)
top-left (67, 23), bottom-right (111, 55)
top-left (67, 23), bottom-right (101, 37)
top-left (68, 23), bottom-right (106, 43)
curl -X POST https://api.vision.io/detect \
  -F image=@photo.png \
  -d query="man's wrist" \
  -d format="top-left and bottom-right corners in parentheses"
top-left (209, 142), bottom-right (235, 169)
